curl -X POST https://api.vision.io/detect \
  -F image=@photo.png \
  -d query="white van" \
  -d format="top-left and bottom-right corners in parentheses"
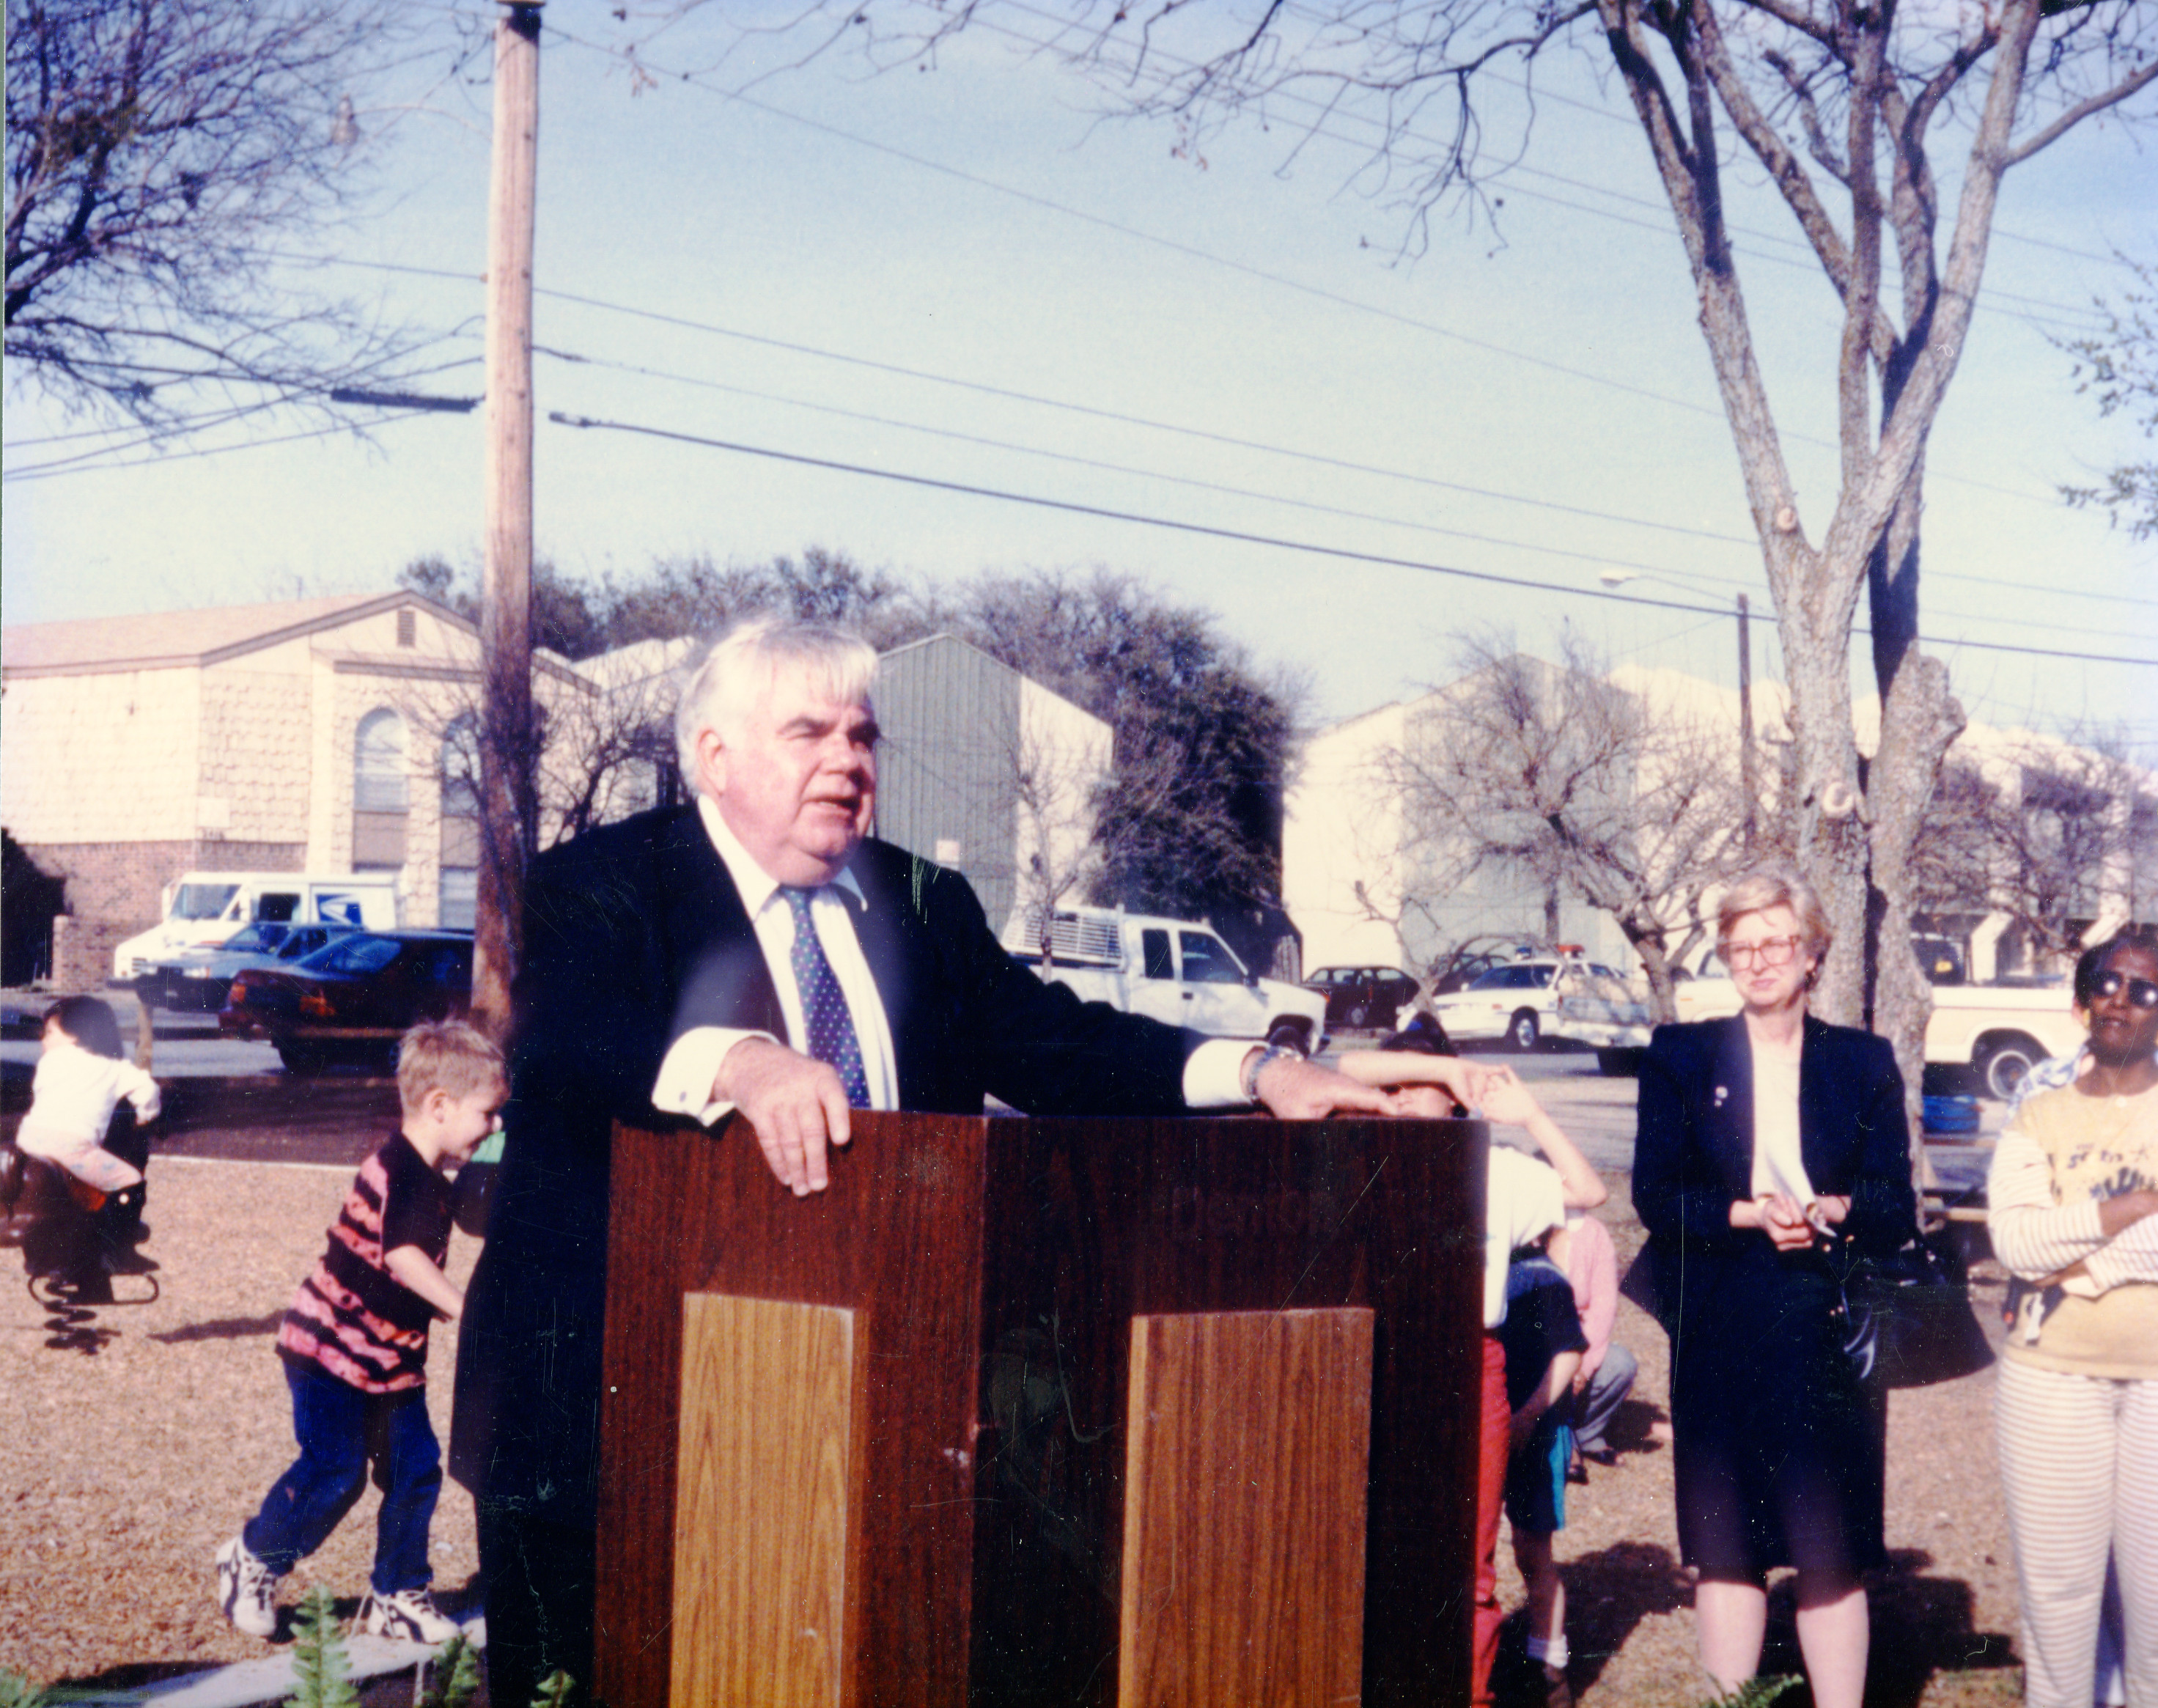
top-left (1000, 903), bottom-right (1327, 1049)
top-left (111, 871), bottom-right (400, 982)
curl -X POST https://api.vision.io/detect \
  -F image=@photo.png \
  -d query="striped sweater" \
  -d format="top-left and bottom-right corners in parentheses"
top-left (276, 1133), bottom-right (454, 1394)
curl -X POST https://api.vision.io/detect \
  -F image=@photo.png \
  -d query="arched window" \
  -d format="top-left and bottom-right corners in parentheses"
top-left (438, 713), bottom-right (481, 930)
top-left (441, 713), bottom-right (482, 818)
top-left (354, 709), bottom-right (409, 812)
top-left (352, 708), bottom-right (410, 871)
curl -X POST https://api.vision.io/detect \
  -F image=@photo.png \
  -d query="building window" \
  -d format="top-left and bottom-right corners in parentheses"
top-left (439, 712), bottom-right (481, 928)
top-left (438, 866), bottom-right (478, 932)
top-left (397, 608), bottom-right (416, 648)
top-left (353, 707), bottom-right (409, 867)
top-left (355, 710), bottom-right (409, 811)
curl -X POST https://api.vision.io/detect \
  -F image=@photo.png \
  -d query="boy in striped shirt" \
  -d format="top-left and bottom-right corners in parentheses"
top-left (217, 1020), bottom-right (505, 1643)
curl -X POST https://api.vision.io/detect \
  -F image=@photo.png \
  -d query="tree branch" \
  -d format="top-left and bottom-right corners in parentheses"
top-left (2002, 57), bottom-right (2158, 167)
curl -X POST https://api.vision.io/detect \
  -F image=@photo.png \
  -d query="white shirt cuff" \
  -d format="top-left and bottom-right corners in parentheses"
top-left (1184, 1037), bottom-right (1262, 1108)
top-left (652, 1026), bottom-right (776, 1125)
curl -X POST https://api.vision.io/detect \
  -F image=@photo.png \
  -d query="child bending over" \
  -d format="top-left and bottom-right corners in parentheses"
top-left (216, 1020), bottom-right (504, 1645)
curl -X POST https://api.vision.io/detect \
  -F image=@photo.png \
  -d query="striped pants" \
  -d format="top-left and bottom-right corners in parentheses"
top-left (1994, 1358), bottom-right (2158, 1708)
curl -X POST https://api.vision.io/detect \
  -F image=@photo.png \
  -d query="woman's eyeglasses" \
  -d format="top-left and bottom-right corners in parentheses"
top-left (1725, 936), bottom-right (1802, 969)
top-left (2093, 970), bottom-right (2158, 1011)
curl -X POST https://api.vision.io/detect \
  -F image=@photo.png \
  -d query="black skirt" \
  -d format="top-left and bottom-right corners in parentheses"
top-left (1665, 1239), bottom-right (1887, 1579)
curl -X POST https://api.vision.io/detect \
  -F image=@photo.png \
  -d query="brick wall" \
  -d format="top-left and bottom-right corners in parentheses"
top-left (48, 916), bottom-right (139, 993)
top-left (18, 839), bottom-right (304, 930)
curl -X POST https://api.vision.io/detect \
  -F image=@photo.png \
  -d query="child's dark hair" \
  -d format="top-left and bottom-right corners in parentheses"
top-left (1379, 1009), bottom-right (1457, 1057)
top-left (45, 995), bottom-right (123, 1059)
top-left (2080, 924), bottom-right (2158, 1005)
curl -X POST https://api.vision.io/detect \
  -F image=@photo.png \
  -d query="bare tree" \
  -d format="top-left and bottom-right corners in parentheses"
top-left (2058, 254), bottom-right (2158, 542)
top-left (5, 0), bottom-right (441, 430)
top-left (1385, 639), bottom-right (1744, 1021)
top-left (1007, 702), bottom-right (1108, 966)
top-left (825, 0), bottom-right (2157, 1109)
top-left (950, 568), bottom-right (1302, 924)
top-left (1923, 729), bottom-right (2158, 966)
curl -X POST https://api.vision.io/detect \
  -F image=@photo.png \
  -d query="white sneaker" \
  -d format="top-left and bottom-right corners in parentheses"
top-left (215, 1536), bottom-right (278, 1639)
top-left (358, 1586), bottom-right (460, 1644)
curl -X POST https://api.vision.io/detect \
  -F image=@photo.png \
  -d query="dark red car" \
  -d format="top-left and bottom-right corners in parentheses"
top-left (221, 929), bottom-right (474, 1074)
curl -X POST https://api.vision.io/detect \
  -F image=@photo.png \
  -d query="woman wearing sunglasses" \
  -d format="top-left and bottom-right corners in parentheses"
top-left (1632, 867), bottom-right (1918, 1707)
top-left (1988, 926), bottom-right (2158, 1708)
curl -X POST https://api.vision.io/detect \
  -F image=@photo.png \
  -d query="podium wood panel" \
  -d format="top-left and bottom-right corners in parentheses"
top-left (597, 1112), bottom-right (1484, 1707)
top-left (1116, 1308), bottom-right (1373, 1708)
top-left (670, 1295), bottom-right (858, 1708)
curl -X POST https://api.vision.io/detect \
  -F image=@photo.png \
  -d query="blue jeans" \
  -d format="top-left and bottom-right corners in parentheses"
top-left (1575, 1341), bottom-right (1638, 1453)
top-left (244, 1361), bottom-right (441, 1595)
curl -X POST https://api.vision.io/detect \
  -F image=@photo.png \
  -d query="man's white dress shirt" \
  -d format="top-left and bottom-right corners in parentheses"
top-left (652, 795), bottom-right (1253, 1123)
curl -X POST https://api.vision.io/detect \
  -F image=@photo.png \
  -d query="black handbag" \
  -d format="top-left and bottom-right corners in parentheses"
top-left (1838, 1226), bottom-right (1995, 1388)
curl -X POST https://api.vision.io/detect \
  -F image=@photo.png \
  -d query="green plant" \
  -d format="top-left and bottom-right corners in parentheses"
top-left (416, 1632), bottom-right (482, 1708)
top-left (0, 1671), bottom-right (51, 1708)
top-left (1698, 1679), bottom-right (1801, 1708)
top-left (530, 1671), bottom-right (577, 1707)
top-left (283, 1585), bottom-right (359, 1708)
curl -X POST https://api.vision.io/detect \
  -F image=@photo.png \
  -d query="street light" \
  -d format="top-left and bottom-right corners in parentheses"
top-left (1596, 571), bottom-right (1756, 850)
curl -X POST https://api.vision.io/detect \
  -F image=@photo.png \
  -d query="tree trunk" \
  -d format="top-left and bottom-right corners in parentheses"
top-left (1783, 599), bottom-right (1871, 1029)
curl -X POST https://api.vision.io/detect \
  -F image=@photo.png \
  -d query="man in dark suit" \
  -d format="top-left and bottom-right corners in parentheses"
top-left (452, 615), bottom-right (1399, 1704)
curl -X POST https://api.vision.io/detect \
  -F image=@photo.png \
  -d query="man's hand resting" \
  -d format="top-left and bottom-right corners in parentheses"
top-left (1251, 1053), bottom-right (1410, 1120)
top-left (716, 1037), bottom-right (852, 1195)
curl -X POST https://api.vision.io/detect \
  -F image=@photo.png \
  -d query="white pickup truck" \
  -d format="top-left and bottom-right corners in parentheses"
top-left (1572, 957), bottom-right (2083, 1097)
top-left (1001, 905), bottom-right (1327, 1050)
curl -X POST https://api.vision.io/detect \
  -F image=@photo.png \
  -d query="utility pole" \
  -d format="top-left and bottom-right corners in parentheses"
top-left (1737, 593), bottom-right (1756, 853)
top-left (474, 0), bottom-right (541, 1038)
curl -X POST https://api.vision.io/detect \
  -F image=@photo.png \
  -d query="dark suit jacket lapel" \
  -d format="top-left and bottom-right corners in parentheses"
top-left (655, 809), bottom-right (786, 1042)
top-left (845, 846), bottom-right (924, 1104)
top-left (1709, 1015), bottom-right (1756, 1201)
top-left (1797, 1012), bottom-right (1845, 1194)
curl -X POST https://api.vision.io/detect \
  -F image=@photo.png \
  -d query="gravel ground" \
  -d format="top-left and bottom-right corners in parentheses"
top-left (2, 1158), bottom-right (2027, 1707)
top-left (1, 1155), bottom-right (484, 1696)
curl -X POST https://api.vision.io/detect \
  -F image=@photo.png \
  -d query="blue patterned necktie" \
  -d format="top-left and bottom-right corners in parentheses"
top-left (779, 886), bottom-right (870, 1108)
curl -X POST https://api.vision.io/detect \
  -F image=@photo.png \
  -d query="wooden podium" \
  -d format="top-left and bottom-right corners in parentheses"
top-left (596, 1112), bottom-right (1485, 1707)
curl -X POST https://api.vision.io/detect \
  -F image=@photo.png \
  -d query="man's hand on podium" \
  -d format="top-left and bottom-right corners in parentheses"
top-left (716, 1037), bottom-right (852, 1196)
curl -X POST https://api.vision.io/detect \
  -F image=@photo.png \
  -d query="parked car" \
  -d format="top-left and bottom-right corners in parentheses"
top-left (111, 869), bottom-right (399, 981)
top-left (1428, 950), bottom-right (1510, 996)
top-left (141, 922), bottom-right (360, 1012)
top-left (1303, 965), bottom-right (1421, 1030)
top-left (1001, 905), bottom-right (1327, 1050)
top-left (220, 930), bottom-right (474, 1073)
top-left (1426, 954), bottom-right (1628, 1051)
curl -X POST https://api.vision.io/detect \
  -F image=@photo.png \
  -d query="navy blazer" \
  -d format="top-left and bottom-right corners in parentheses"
top-left (453, 804), bottom-right (1198, 1522)
top-left (1631, 1014), bottom-right (1917, 1322)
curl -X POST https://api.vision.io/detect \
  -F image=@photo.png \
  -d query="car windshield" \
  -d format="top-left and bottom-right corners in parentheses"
top-left (1179, 931), bottom-right (1247, 984)
top-left (307, 935), bottom-right (402, 975)
top-left (218, 924), bottom-right (286, 954)
top-left (172, 883), bottom-right (240, 921)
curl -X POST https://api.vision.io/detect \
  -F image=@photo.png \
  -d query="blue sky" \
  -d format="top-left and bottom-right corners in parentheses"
top-left (4, 4), bottom-right (2152, 736)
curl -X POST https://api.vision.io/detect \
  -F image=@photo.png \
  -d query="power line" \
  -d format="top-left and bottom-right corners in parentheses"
top-left (1, 410), bottom-right (439, 484)
top-left (222, 247), bottom-right (2158, 611)
top-left (536, 341), bottom-right (2150, 645)
top-left (537, 18), bottom-right (2094, 518)
top-left (978, 0), bottom-right (2114, 332)
top-left (547, 408), bottom-right (2158, 669)
top-left (524, 285), bottom-right (2158, 611)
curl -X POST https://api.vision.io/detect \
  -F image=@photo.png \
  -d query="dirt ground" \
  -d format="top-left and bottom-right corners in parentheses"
top-left (2, 1157), bottom-right (2028, 1706)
